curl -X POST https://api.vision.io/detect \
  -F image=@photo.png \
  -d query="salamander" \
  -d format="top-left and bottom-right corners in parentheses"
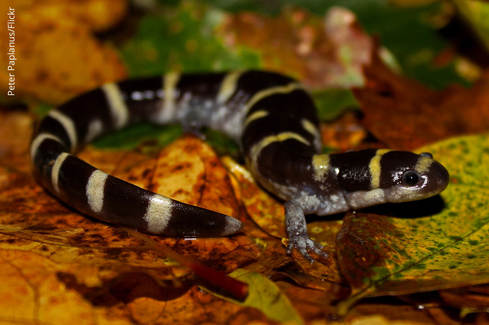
top-left (30, 70), bottom-right (449, 261)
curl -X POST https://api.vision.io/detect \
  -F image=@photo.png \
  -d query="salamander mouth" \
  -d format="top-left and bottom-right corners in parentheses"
top-left (384, 186), bottom-right (439, 203)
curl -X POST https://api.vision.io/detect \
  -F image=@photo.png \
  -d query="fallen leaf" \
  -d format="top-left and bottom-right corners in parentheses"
top-left (211, 0), bottom-right (469, 88)
top-left (355, 53), bottom-right (489, 150)
top-left (347, 0), bottom-right (468, 89)
top-left (336, 133), bottom-right (489, 311)
top-left (121, 2), bottom-right (261, 77)
top-left (221, 156), bottom-right (285, 239)
top-left (116, 136), bottom-right (258, 268)
top-left (219, 6), bottom-right (373, 89)
top-left (319, 111), bottom-right (369, 152)
top-left (208, 268), bottom-right (304, 325)
top-left (14, 0), bottom-right (128, 32)
top-left (0, 248), bottom-right (135, 325)
top-left (93, 124), bottom-right (183, 151)
top-left (0, 0), bottom-right (127, 104)
top-left (0, 110), bottom-right (265, 323)
top-left (439, 285), bottom-right (489, 314)
top-left (342, 302), bottom-right (438, 325)
top-left (312, 88), bottom-right (359, 122)
top-left (0, 111), bottom-right (32, 173)
top-left (126, 285), bottom-right (271, 324)
top-left (129, 136), bottom-right (243, 221)
top-left (222, 157), bottom-right (344, 291)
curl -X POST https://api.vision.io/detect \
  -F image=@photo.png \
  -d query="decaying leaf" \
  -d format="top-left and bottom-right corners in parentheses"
top-left (319, 111), bottom-right (369, 151)
top-left (14, 0), bottom-right (128, 32)
top-left (152, 136), bottom-right (240, 218)
top-left (208, 268), bottom-right (304, 324)
top-left (0, 249), bottom-right (133, 325)
top-left (220, 6), bottom-right (373, 89)
top-left (0, 110), bottom-right (266, 323)
top-left (0, 111), bottom-right (32, 173)
top-left (336, 134), bottom-right (489, 310)
top-left (355, 53), bottom-right (489, 150)
top-left (222, 156), bottom-right (286, 239)
top-left (0, 247), bottom-right (271, 324)
top-left (222, 157), bottom-right (344, 292)
top-left (113, 136), bottom-right (258, 267)
top-left (121, 2), bottom-right (261, 77)
top-left (440, 285), bottom-right (489, 316)
top-left (5, 0), bottom-right (489, 322)
top-left (0, 0), bottom-right (127, 104)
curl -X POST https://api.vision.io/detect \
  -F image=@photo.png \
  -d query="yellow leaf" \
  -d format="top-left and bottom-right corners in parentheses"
top-left (207, 268), bottom-right (304, 325)
top-left (337, 134), bottom-right (489, 311)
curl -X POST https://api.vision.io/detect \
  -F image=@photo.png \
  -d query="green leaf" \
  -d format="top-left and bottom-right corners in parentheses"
top-left (92, 123), bottom-right (240, 156)
top-left (121, 2), bottom-right (261, 76)
top-left (206, 268), bottom-right (304, 324)
top-left (31, 103), bottom-right (53, 118)
top-left (336, 134), bottom-right (489, 309)
top-left (203, 0), bottom-right (470, 89)
top-left (92, 123), bottom-right (183, 150)
top-left (311, 89), bottom-right (358, 122)
top-left (343, 0), bottom-right (469, 89)
top-left (203, 128), bottom-right (240, 158)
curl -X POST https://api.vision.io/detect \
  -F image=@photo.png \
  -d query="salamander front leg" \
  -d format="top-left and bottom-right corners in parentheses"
top-left (285, 201), bottom-right (328, 262)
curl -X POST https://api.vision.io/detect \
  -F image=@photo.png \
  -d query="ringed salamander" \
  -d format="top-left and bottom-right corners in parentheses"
top-left (30, 70), bottom-right (449, 261)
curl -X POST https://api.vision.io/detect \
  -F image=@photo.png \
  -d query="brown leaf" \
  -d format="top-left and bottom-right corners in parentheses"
top-left (344, 300), bottom-right (441, 325)
top-left (0, 110), bottom-right (268, 323)
top-left (277, 280), bottom-right (340, 320)
top-left (336, 212), bottom-right (402, 290)
top-left (222, 156), bottom-right (286, 239)
top-left (219, 7), bottom-right (372, 89)
top-left (354, 52), bottom-right (489, 150)
top-left (121, 136), bottom-right (258, 268)
top-left (0, 246), bottom-right (272, 324)
top-left (152, 136), bottom-right (241, 218)
top-left (320, 111), bottom-right (370, 151)
top-left (125, 286), bottom-right (272, 324)
top-left (0, 111), bottom-right (32, 173)
top-left (0, 248), bottom-right (134, 324)
top-left (440, 285), bottom-right (489, 310)
top-left (222, 157), bottom-right (345, 291)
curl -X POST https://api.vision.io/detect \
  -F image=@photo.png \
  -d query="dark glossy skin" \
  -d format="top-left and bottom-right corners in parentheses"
top-left (30, 70), bottom-right (450, 262)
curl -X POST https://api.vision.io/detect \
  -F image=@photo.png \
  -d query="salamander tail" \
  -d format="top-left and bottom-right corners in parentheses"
top-left (146, 197), bottom-right (242, 237)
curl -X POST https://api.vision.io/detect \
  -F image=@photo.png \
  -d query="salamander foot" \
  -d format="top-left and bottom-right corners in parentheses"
top-left (287, 233), bottom-right (328, 263)
top-left (285, 201), bottom-right (328, 263)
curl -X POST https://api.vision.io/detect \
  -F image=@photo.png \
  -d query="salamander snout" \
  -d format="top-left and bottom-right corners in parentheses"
top-left (382, 151), bottom-right (449, 203)
top-left (422, 159), bottom-right (449, 194)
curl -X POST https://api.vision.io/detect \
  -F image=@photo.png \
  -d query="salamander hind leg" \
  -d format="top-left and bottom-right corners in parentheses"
top-left (285, 201), bottom-right (328, 263)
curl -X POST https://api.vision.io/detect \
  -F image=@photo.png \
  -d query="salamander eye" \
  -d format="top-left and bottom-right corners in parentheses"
top-left (402, 171), bottom-right (420, 186)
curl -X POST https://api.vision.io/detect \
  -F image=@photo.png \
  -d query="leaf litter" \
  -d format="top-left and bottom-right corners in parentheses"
top-left (2, 0), bottom-right (489, 323)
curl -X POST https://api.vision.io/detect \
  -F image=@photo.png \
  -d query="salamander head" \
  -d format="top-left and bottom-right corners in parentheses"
top-left (380, 151), bottom-right (449, 203)
top-left (315, 149), bottom-right (449, 211)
